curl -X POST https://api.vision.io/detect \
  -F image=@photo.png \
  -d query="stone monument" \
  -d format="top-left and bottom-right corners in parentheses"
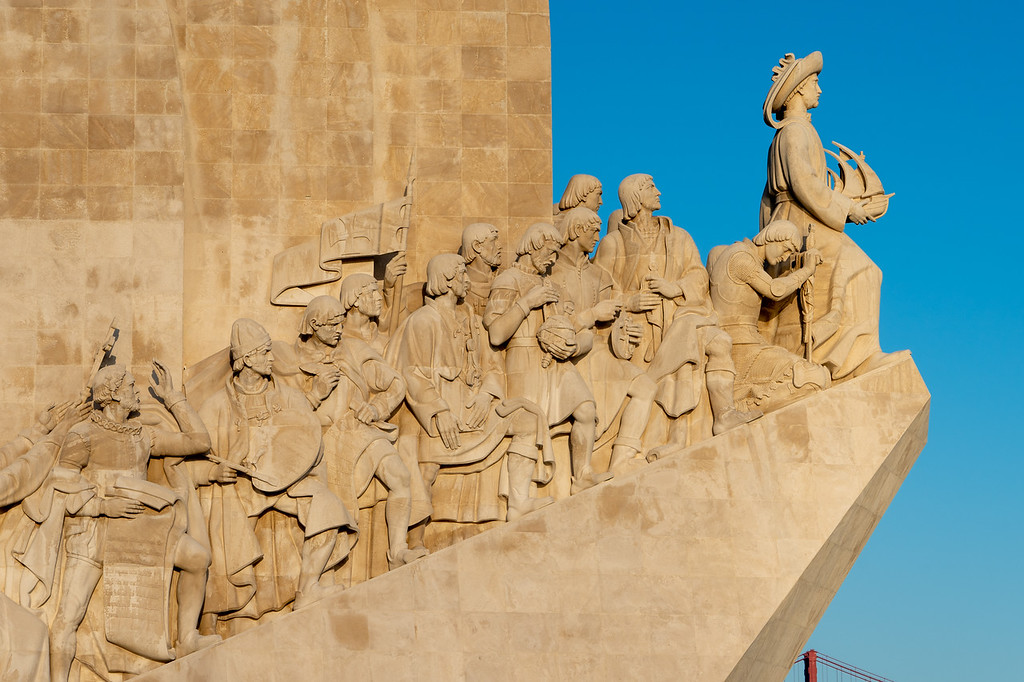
top-left (0, 3), bottom-right (925, 678)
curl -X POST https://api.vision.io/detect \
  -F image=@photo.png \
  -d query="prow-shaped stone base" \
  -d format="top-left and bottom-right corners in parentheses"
top-left (138, 355), bottom-right (928, 682)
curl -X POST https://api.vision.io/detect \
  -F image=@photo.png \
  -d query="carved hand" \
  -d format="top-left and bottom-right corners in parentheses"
top-left (544, 335), bottom-right (577, 361)
top-left (210, 462), bottom-right (238, 485)
top-left (644, 276), bottom-right (682, 299)
top-left (591, 299), bottom-right (622, 323)
top-left (101, 497), bottom-right (145, 518)
top-left (627, 291), bottom-right (662, 313)
top-left (464, 393), bottom-right (493, 430)
top-left (36, 401), bottom-right (72, 434)
top-left (311, 367), bottom-right (341, 402)
top-left (804, 248), bottom-right (824, 268)
top-left (355, 403), bottom-right (380, 424)
top-left (384, 252), bottom-right (408, 288)
top-left (624, 319), bottom-right (644, 339)
top-left (150, 359), bottom-right (177, 403)
top-left (848, 200), bottom-right (871, 225)
top-left (434, 409), bottom-right (462, 450)
top-left (521, 283), bottom-right (559, 310)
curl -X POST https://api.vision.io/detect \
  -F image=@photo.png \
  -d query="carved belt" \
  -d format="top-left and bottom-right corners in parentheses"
top-left (774, 190), bottom-right (795, 203)
top-left (507, 337), bottom-right (540, 348)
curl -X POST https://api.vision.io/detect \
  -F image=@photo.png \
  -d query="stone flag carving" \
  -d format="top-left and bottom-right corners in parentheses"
top-left (269, 175), bottom-right (414, 307)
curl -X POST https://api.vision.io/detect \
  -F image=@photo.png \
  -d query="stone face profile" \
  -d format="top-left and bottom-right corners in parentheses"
top-left (0, 16), bottom-right (917, 680)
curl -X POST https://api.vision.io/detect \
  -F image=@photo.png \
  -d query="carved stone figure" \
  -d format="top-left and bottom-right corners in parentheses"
top-left (47, 363), bottom-right (219, 682)
top-left (0, 401), bottom-right (88, 682)
top-left (458, 223), bottom-right (504, 317)
top-left (556, 174), bottom-right (603, 214)
top-left (280, 296), bottom-right (429, 571)
top-left (548, 207), bottom-right (657, 473)
top-left (195, 319), bottom-right (353, 630)
top-left (392, 254), bottom-right (555, 532)
top-left (340, 273), bottom-right (389, 355)
top-left (484, 223), bottom-right (611, 494)
top-left (593, 174), bottom-right (760, 443)
top-left (760, 51), bottom-right (891, 379)
top-left (0, 401), bottom-right (88, 508)
top-left (707, 220), bottom-right (832, 411)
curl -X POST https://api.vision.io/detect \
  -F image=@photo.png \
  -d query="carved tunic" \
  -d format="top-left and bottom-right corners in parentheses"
top-left (197, 378), bottom-right (353, 619)
top-left (549, 250), bottom-right (643, 435)
top-left (484, 263), bottom-right (594, 426)
top-left (594, 216), bottom-right (729, 418)
top-left (592, 216), bottom-right (714, 367)
top-left (59, 415), bottom-right (196, 563)
top-left (396, 300), bottom-right (507, 461)
top-left (391, 298), bottom-right (521, 523)
top-left (296, 336), bottom-right (427, 521)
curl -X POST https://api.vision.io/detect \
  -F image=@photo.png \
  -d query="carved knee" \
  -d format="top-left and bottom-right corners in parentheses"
top-left (574, 400), bottom-right (597, 425)
top-left (704, 330), bottom-right (735, 374)
top-left (176, 534), bottom-right (212, 573)
top-left (379, 453), bottom-right (411, 491)
top-left (507, 409), bottom-right (535, 438)
top-left (628, 374), bottom-right (657, 401)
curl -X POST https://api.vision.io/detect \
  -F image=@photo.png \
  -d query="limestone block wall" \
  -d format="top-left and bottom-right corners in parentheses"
top-left (0, 0), bottom-right (553, 435)
top-left (171, 0), bottom-right (554, 362)
top-left (0, 0), bottom-right (186, 434)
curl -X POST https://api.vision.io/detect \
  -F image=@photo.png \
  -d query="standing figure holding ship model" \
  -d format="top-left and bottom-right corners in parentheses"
top-left (760, 51), bottom-right (894, 379)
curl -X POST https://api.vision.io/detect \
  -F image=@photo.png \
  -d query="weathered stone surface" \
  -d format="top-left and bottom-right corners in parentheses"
top-left (172, 1), bottom-right (554, 362)
top-left (0, 1), bottom-right (553, 438)
top-left (0, 0), bottom-right (185, 435)
top-left (135, 354), bottom-right (928, 682)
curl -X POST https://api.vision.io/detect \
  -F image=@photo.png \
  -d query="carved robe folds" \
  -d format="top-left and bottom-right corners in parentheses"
top-left (393, 298), bottom-right (552, 522)
top-left (196, 378), bottom-right (353, 622)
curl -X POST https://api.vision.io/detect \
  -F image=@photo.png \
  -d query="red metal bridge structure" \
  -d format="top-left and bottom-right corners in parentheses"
top-left (786, 650), bottom-right (895, 682)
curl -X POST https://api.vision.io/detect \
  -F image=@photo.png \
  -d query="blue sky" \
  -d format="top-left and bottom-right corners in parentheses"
top-left (550, 2), bottom-right (1024, 679)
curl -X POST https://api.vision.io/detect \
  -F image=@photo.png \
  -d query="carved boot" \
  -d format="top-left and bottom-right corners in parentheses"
top-left (706, 369), bottom-right (762, 436)
top-left (568, 402), bottom-right (612, 494)
top-left (388, 547), bottom-right (429, 570)
top-left (608, 442), bottom-right (646, 477)
top-left (506, 450), bottom-right (553, 521)
top-left (570, 468), bottom-right (614, 494)
top-left (294, 581), bottom-right (342, 610)
top-left (407, 521), bottom-right (428, 551)
top-left (385, 494), bottom-right (430, 570)
top-left (176, 630), bottom-right (221, 658)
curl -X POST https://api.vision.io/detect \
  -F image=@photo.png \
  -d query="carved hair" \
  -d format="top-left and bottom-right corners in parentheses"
top-left (561, 206), bottom-right (602, 242)
top-left (299, 295), bottom-right (345, 336)
top-left (753, 219), bottom-right (802, 251)
top-left (425, 253), bottom-right (466, 297)
top-left (618, 173), bottom-right (654, 221)
top-left (515, 222), bottom-right (564, 257)
top-left (459, 223), bottom-right (498, 263)
top-left (92, 364), bottom-right (128, 407)
top-left (339, 273), bottom-right (379, 312)
top-left (558, 174), bottom-right (601, 211)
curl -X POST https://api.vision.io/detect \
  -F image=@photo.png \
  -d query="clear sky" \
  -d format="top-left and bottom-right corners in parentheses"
top-left (550, 2), bottom-right (1023, 679)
